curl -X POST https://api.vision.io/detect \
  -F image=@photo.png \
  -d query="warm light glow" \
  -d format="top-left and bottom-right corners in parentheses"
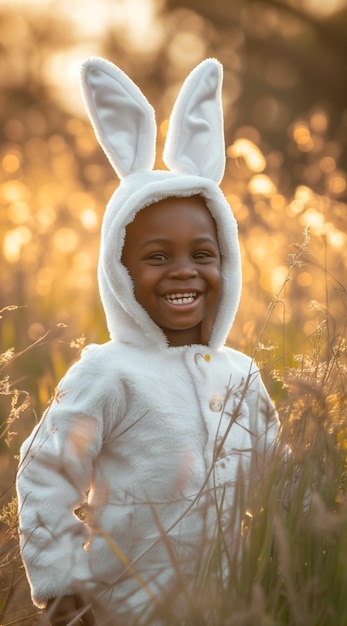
top-left (75, 133), bottom-right (96, 157)
top-left (8, 201), bottom-right (30, 224)
top-left (327, 231), bottom-right (345, 247)
top-left (73, 251), bottom-right (92, 271)
top-left (270, 194), bottom-right (286, 211)
top-left (28, 322), bottom-right (46, 341)
top-left (36, 267), bottom-right (54, 296)
top-left (300, 208), bottom-right (325, 234)
top-left (293, 123), bottom-right (313, 151)
top-left (25, 137), bottom-right (49, 162)
top-left (288, 200), bottom-right (304, 215)
top-left (80, 208), bottom-right (99, 231)
top-left (309, 109), bottom-right (328, 133)
top-left (295, 186), bottom-right (314, 203)
top-left (327, 171), bottom-right (346, 195)
top-left (48, 134), bottom-right (66, 153)
top-left (83, 164), bottom-right (103, 183)
top-left (288, 186), bottom-right (317, 215)
top-left (1, 0), bottom-right (346, 368)
top-left (68, 269), bottom-right (93, 291)
top-left (227, 139), bottom-right (266, 173)
top-left (227, 195), bottom-right (249, 223)
top-left (36, 206), bottom-right (57, 232)
top-left (260, 266), bottom-right (289, 294)
top-left (303, 0), bottom-right (347, 17)
top-left (2, 152), bottom-right (22, 173)
top-left (248, 174), bottom-right (276, 196)
top-left (323, 223), bottom-right (346, 248)
top-left (1, 180), bottom-right (30, 203)
top-left (297, 272), bottom-right (312, 287)
top-left (167, 31), bottom-right (207, 68)
top-left (7, 0), bottom-right (164, 116)
top-left (3, 226), bottom-right (32, 263)
top-left (250, 246), bottom-right (266, 263)
top-left (53, 228), bottom-right (79, 253)
top-left (320, 156), bottom-right (336, 173)
top-left (67, 191), bottom-right (94, 216)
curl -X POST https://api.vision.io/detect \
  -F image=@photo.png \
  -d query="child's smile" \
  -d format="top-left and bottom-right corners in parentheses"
top-left (121, 196), bottom-right (222, 346)
top-left (163, 292), bottom-right (197, 304)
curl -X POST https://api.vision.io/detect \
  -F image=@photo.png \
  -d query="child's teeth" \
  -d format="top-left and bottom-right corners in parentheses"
top-left (165, 292), bottom-right (196, 304)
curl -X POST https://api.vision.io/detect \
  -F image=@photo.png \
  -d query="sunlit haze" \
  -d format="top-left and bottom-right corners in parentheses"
top-left (1, 0), bottom-right (163, 114)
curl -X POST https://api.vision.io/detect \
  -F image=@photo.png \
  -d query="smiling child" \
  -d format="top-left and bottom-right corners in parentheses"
top-left (121, 196), bottom-right (221, 347)
top-left (16, 57), bottom-right (280, 625)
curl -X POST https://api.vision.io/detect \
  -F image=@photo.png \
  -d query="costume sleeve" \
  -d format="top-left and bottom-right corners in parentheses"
top-left (16, 345), bottom-right (122, 608)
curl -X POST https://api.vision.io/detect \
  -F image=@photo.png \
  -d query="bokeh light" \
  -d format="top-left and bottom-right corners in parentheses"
top-left (1, 3), bottom-right (347, 623)
top-left (0, 0), bottom-right (346, 391)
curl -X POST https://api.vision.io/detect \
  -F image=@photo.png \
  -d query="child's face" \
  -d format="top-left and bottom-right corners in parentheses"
top-left (121, 196), bottom-right (221, 346)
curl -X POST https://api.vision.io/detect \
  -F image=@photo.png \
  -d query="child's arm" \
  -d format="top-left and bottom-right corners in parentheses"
top-left (17, 407), bottom-right (97, 606)
top-left (16, 346), bottom-right (119, 609)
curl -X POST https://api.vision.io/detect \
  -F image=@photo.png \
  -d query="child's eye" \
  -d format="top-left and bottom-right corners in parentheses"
top-left (193, 250), bottom-right (215, 260)
top-left (148, 252), bottom-right (167, 262)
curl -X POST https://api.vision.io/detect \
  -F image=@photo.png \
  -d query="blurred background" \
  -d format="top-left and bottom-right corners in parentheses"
top-left (1, 0), bottom-right (347, 429)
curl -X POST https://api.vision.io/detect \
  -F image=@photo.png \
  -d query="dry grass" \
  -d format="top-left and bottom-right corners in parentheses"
top-left (0, 249), bottom-right (346, 624)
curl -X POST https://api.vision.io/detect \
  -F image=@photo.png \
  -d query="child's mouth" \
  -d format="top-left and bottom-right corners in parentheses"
top-left (164, 292), bottom-right (197, 305)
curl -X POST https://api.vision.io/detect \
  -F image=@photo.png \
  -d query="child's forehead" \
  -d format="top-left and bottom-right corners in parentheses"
top-left (121, 195), bottom-right (222, 260)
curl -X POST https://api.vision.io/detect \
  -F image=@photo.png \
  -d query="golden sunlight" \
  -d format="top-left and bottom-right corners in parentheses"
top-left (248, 175), bottom-right (276, 197)
top-left (259, 265), bottom-right (289, 294)
top-left (3, 226), bottom-right (32, 263)
top-left (6, 0), bottom-right (163, 116)
top-left (1, 3), bottom-right (347, 618)
top-left (227, 139), bottom-right (266, 173)
top-left (293, 123), bottom-right (313, 152)
top-left (2, 152), bottom-right (22, 173)
top-left (303, 0), bottom-right (347, 16)
top-left (53, 227), bottom-right (79, 253)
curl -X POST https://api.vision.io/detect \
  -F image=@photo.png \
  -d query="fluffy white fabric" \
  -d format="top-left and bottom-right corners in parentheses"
top-left (80, 56), bottom-right (242, 348)
top-left (17, 343), bottom-right (278, 616)
top-left (16, 57), bottom-right (279, 622)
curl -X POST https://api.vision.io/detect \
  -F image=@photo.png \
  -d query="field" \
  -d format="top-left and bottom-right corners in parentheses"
top-left (1, 240), bottom-right (346, 624)
top-left (1, 0), bottom-right (347, 623)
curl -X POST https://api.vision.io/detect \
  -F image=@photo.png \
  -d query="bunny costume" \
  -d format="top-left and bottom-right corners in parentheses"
top-left (17, 58), bottom-right (279, 622)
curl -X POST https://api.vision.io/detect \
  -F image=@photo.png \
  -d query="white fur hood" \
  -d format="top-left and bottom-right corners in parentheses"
top-left (80, 57), bottom-right (242, 350)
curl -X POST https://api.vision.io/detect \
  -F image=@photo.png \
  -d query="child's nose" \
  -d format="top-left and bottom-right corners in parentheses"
top-left (168, 258), bottom-right (198, 279)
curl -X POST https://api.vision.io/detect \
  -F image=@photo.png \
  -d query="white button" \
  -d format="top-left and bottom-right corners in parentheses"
top-left (209, 395), bottom-right (222, 412)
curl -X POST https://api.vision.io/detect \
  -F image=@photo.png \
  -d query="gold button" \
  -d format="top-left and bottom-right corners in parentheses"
top-left (209, 395), bottom-right (222, 412)
top-left (194, 352), bottom-right (211, 364)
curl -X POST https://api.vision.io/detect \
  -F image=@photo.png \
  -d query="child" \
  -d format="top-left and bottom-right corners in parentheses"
top-left (16, 57), bottom-right (280, 625)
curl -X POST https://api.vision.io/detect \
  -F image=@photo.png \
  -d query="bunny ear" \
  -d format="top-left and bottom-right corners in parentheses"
top-left (80, 57), bottom-right (156, 180)
top-left (163, 59), bottom-right (225, 184)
